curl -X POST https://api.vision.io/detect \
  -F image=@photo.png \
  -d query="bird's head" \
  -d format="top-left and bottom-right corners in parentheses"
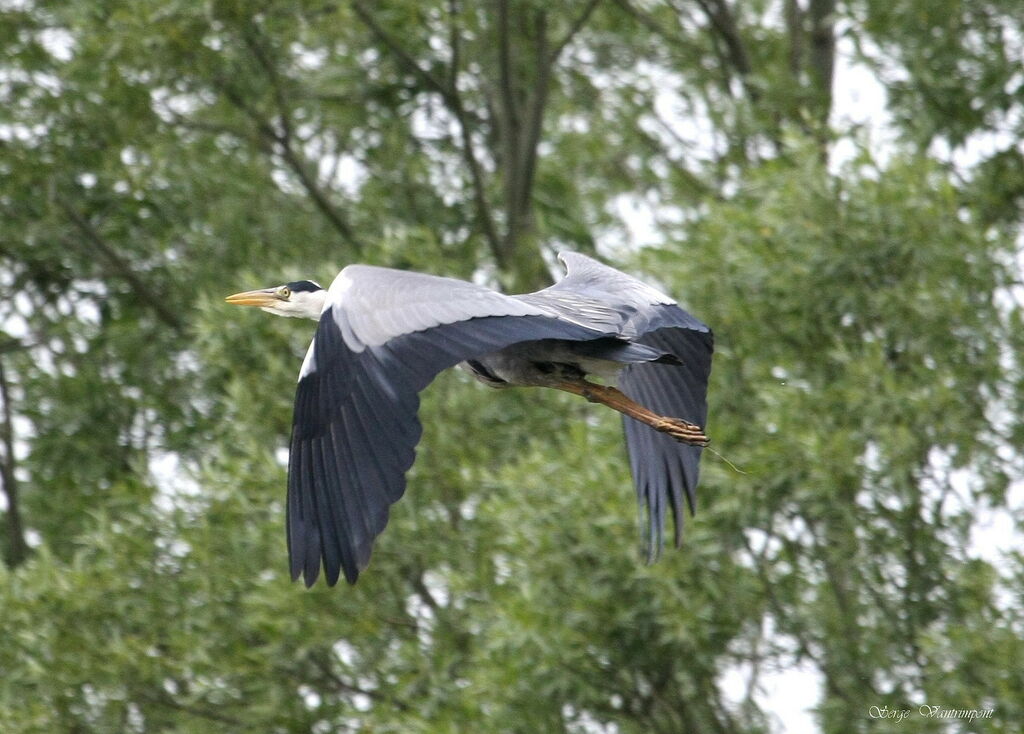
top-left (225, 280), bottom-right (326, 320)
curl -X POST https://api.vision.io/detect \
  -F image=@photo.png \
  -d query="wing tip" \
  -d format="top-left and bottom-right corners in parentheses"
top-left (291, 561), bottom-right (360, 587)
top-left (290, 545), bottom-right (368, 587)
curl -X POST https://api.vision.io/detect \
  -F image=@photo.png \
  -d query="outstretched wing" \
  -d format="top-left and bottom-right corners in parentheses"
top-left (534, 252), bottom-right (714, 557)
top-left (289, 265), bottom-right (607, 586)
top-left (619, 317), bottom-right (713, 556)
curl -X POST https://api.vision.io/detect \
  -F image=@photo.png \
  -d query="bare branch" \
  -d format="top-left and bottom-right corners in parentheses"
top-left (612, 0), bottom-right (768, 159)
top-left (496, 0), bottom-right (520, 140)
top-left (240, 25), bottom-right (295, 143)
top-left (445, 0), bottom-right (503, 256)
top-left (56, 198), bottom-right (186, 333)
top-left (352, 1), bottom-right (457, 109)
top-left (454, 102), bottom-right (503, 259)
top-left (446, 0), bottom-right (461, 91)
top-left (0, 335), bottom-right (45, 355)
top-left (216, 83), bottom-right (365, 253)
top-left (134, 690), bottom-right (245, 727)
top-left (410, 569), bottom-right (441, 612)
top-left (307, 650), bottom-right (412, 712)
top-left (354, 0), bottom-right (502, 256)
top-left (279, 142), bottom-right (364, 251)
top-left (494, 0), bottom-right (524, 268)
top-left (808, 0), bottom-right (836, 125)
top-left (164, 116), bottom-right (251, 139)
top-left (238, 26), bottom-right (367, 251)
top-left (519, 11), bottom-right (551, 216)
top-left (692, 0), bottom-right (755, 91)
top-left (611, 0), bottom-right (674, 39)
top-left (548, 0), bottom-right (602, 65)
top-left (0, 358), bottom-right (28, 568)
top-left (785, 0), bottom-right (805, 78)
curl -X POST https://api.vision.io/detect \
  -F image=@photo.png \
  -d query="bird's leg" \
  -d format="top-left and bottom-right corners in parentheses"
top-left (552, 379), bottom-right (710, 447)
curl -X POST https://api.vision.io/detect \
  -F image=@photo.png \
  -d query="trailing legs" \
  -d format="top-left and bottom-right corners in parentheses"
top-left (553, 379), bottom-right (709, 447)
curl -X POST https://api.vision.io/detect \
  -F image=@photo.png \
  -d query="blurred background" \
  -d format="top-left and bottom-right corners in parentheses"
top-left (2, 1), bottom-right (1023, 732)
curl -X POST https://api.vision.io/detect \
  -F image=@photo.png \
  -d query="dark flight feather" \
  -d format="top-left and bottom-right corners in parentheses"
top-left (289, 313), bottom-right (609, 585)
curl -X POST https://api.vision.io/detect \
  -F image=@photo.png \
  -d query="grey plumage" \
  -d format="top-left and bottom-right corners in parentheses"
top-left (282, 251), bottom-right (712, 586)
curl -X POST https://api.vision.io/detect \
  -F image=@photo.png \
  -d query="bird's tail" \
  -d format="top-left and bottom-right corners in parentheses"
top-left (571, 337), bottom-right (681, 366)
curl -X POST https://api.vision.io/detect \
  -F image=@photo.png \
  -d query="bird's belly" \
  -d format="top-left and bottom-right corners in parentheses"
top-left (457, 359), bottom-right (512, 388)
top-left (459, 341), bottom-right (624, 388)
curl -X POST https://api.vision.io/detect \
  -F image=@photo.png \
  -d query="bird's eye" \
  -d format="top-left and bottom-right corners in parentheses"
top-left (277, 286), bottom-right (291, 300)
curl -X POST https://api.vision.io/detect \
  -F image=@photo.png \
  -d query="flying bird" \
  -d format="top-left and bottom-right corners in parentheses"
top-left (226, 252), bottom-right (713, 586)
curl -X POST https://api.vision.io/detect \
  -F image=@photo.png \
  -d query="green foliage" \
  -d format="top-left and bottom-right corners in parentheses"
top-left (3, 1), bottom-right (1023, 732)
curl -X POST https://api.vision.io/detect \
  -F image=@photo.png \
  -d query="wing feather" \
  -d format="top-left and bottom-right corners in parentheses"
top-left (619, 319), bottom-right (713, 555)
top-left (526, 252), bottom-right (713, 556)
top-left (332, 265), bottom-right (553, 348)
top-left (312, 434), bottom-right (348, 586)
top-left (289, 268), bottom-right (610, 585)
top-left (287, 254), bottom-right (712, 585)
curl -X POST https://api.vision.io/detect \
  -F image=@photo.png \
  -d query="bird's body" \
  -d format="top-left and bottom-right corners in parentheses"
top-left (461, 337), bottom-right (673, 387)
top-left (227, 252), bottom-right (713, 586)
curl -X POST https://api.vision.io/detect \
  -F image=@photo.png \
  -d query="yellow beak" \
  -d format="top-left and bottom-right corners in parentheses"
top-left (224, 289), bottom-right (278, 307)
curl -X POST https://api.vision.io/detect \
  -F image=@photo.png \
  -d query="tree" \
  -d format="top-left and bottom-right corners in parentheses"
top-left (2, 1), bottom-right (1023, 732)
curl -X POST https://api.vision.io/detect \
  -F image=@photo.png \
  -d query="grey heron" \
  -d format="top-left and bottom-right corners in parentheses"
top-left (226, 252), bottom-right (713, 586)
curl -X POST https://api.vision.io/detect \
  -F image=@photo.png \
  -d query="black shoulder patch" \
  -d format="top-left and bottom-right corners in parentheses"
top-left (287, 280), bottom-right (324, 293)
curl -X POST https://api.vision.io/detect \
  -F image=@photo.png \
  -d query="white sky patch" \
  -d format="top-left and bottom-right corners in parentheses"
top-left (759, 663), bottom-right (822, 733)
top-left (409, 93), bottom-right (459, 142)
top-left (318, 152), bottom-right (367, 197)
top-left (37, 27), bottom-right (75, 62)
top-left (831, 35), bottom-right (891, 130)
top-left (150, 451), bottom-right (202, 514)
top-left (5, 293), bottom-right (33, 339)
top-left (829, 34), bottom-right (897, 172)
top-left (648, 70), bottom-right (721, 164)
top-left (201, 33), bottom-right (224, 52)
top-left (332, 639), bottom-right (359, 666)
top-left (610, 194), bottom-right (662, 249)
top-left (150, 87), bottom-right (216, 122)
top-left (721, 657), bottom-right (822, 734)
top-left (0, 120), bottom-right (49, 144)
top-left (971, 484), bottom-right (1024, 559)
top-left (291, 43), bottom-right (330, 71)
top-left (563, 703), bottom-right (622, 734)
top-left (271, 166), bottom-right (305, 196)
top-left (929, 123), bottom-right (1023, 173)
top-left (725, 529), bottom-right (822, 734)
top-left (299, 684), bottom-right (322, 709)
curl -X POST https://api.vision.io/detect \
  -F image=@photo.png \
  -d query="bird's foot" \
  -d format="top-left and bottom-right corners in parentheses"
top-left (654, 417), bottom-right (710, 447)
